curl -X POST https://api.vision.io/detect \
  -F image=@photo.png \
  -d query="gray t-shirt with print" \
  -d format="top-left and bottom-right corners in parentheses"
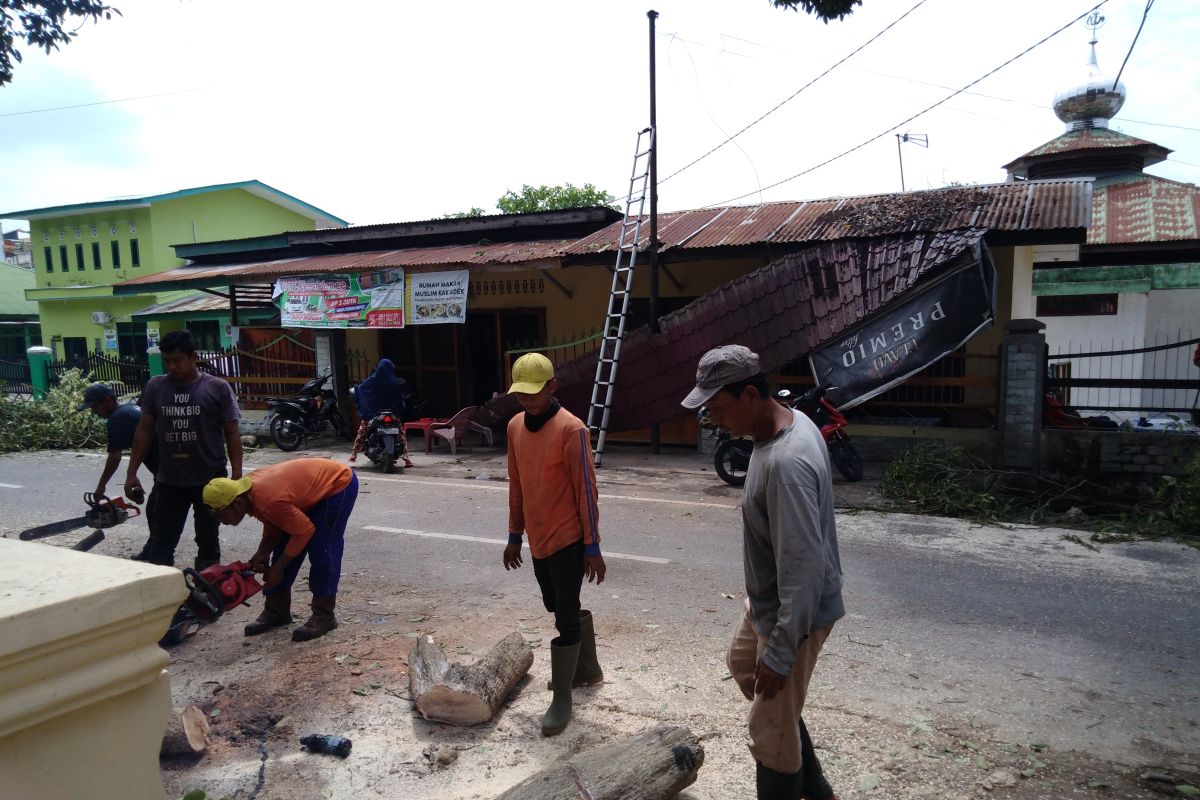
top-left (741, 409), bottom-right (845, 675)
top-left (141, 372), bottom-right (239, 487)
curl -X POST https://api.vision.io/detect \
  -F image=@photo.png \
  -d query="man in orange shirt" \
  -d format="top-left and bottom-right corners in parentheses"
top-left (502, 353), bottom-right (606, 736)
top-left (203, 458), bottom-right (358, 642)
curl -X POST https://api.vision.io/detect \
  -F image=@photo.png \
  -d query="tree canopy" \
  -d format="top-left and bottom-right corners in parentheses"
top-left (770, 0), bottom-right (861, 22)
top-left (497, 183), bottom-right (618, 214)
top-left (444, 183), bottom-right (618, 219)
top-left (1, 1), bottom-right (120, 87)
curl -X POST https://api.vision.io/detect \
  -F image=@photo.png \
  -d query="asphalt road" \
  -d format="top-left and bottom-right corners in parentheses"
top-left (3, 447), bottom-right (1197, 767)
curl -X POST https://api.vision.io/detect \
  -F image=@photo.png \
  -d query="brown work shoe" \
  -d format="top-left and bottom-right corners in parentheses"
top-left (292, 596), bottom-right (338, 642)
top-left (245, 592), bottom-right (293, 636)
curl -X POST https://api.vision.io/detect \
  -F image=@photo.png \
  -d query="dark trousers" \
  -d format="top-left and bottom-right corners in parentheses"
top-left (264, 473), bottom-right (358, 598)
top-left (532, 539), bottom-right (584, 645)
top-left (141, 481), bottom-right (221, 567)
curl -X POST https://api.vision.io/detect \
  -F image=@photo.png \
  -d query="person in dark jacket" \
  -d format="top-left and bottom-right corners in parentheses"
top-left (349, 358), bottom-right (413, 467)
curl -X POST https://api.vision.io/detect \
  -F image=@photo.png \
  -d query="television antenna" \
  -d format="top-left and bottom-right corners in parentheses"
top-left (895, 132), bottom-right (929, 191)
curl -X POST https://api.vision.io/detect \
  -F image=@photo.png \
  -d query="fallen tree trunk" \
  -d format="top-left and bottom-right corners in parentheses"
top-left (160, 705), bottom-right (210, 757)
top-left (493, 725), bottom-right (704, 800)
top-left (410, 631), bottom-right (533, 726)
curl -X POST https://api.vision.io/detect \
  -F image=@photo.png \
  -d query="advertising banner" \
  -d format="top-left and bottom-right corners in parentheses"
top-left (809, 244), bottom-right (996, 410)
top-left (409, 270), bottom-right (469, 325)
top-left (275, 269), bottom-right (406, 329)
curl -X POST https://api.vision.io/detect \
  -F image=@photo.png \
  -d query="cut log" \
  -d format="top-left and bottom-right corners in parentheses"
top-left (493, 725), bottom-right (704, 800)
top-left (160, 705), bottom-right (210, 757)
top-left (410, 631), bottom-right (533, 726)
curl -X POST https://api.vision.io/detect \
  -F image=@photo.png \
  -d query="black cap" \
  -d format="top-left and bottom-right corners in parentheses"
top-left (77, 383), bottom-right (116, 411)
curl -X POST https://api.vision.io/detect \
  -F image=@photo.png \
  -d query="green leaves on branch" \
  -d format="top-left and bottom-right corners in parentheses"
top-left (497, 183), bottom-right (617, 214)
top-left (0, 1), bottom-right (122, 87)
top-left (0, 369), bottom-right (105, 452)
top-left (769, 0), bottom-right (862, 22)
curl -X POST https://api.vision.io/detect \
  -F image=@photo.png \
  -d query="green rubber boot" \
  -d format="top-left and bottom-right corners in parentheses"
top-left (542, 640), bottom-right (580, 737)
top-left (546, 611), bottom-right (605, 689)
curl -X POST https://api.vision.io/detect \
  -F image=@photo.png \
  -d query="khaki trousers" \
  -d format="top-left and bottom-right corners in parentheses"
top-left (727, 599), bottom-right (832, 774)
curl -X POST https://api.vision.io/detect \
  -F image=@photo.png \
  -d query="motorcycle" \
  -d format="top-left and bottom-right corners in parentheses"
top-left (266, 374), bottom-right (347, 452)
top-left (704, 385), bottom-right (864, 486)
top-left (361, 408), bottom-right (404, 473)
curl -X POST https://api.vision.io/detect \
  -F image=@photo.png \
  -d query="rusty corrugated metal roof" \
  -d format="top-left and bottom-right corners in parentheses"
top-left (1088, 174), bottom-right (1200, 245)
top-left (1010, 128), bottom-right (1158, 161)
top-left (116, 241), bottom-right (571, 290)
top-left (550, 229), bottom-right (988, 432)
top-left (564, 180), bottom-right (1090, 257)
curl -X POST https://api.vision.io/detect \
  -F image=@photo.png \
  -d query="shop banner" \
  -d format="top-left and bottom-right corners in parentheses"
top-left (409, 270), bottom-right (469, 325)
top-left (275, 270), bottom-right (406, 329)
top-left (809, 243), bottom-right (996, 410)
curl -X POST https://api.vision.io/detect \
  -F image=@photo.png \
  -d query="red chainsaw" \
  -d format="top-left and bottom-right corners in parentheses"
top-left (160, 561), bottom-right (263, 646)
top-left (18, 493), bottom-right (140, 552)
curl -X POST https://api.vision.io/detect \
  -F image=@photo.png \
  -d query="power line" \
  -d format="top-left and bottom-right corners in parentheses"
top-left (1111, 0), bottom-right (1155, 91)
top-left (848, 65), bottom-right (1200, 133)
top-left (659, 0), bottom-right (930, 185)
top-left (0, 88), bottom-right (202, 118)
top-left (705, 0), bottom-right (1111, 207)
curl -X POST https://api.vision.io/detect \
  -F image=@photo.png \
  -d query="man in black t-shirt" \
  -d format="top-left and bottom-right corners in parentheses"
top-left (79, 383), bottom-right (159, 497)
top-left (124, 331), bottom-right (242, 570)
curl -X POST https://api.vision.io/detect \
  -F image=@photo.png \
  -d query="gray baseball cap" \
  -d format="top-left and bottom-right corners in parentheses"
top-left (681, 345), bottom-right (762, 409)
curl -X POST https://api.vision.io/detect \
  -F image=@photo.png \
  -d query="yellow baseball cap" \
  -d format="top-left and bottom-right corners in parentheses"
top-left (203, 476), bottom-right (253, 511)
top-left (509, 352), bottom-right (554, 394)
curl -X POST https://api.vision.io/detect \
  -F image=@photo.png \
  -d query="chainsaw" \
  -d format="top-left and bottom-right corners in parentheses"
top-left (18, 493), bottom-right (141, 552)
top-left (160, 561), bottom-right (264, 646)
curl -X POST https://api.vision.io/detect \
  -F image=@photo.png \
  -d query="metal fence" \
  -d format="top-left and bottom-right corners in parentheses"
top-left (0, 357), bottom-right (33, 395)
top-left (49, 352), bottom-right (150, 396)
top-left (1047, 332), bottom-right (1200, 415)
top-left (197, 335), bottom-right (317, 408)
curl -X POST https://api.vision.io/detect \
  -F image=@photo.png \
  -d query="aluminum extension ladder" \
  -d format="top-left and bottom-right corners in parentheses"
top-left (586, 126), bottom-right (655, 467)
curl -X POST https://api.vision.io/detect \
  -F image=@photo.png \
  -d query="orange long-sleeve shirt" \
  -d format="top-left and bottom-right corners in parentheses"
top-left (507, 407), bottom-right (601, 559)
top-left (245, 458), bottom-right (353, 557)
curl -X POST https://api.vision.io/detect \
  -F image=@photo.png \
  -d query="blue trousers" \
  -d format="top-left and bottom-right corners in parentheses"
top-left (264, 472), bottom-right (358, 598)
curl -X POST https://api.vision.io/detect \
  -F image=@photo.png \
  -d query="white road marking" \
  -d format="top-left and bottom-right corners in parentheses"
top-left (362, 525), bottom-right (672, 565)
top-left (0, 482), bottom-right (24, 489)
top-left (362, 474), bottom-right (738, 510)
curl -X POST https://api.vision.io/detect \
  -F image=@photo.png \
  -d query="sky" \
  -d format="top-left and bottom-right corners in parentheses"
top-left (1, 0), bottom-right (1197, 231)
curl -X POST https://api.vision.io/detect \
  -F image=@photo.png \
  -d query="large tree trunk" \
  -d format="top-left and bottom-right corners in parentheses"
top-left (493, 725), bottom-right (704, 800)
top-left (410, 631), bottom-right (533, 726)
top-left (160, 705), bottom-right (210, 757)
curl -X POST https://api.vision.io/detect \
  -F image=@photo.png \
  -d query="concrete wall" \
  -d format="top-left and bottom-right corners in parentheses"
top-left (1043, 292), bottom-right (1149, 413)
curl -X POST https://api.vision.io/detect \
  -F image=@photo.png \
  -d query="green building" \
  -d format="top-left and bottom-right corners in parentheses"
top-left (0, 262), bottom-right (40, 360)
top-left (0, 181), bottom-right (346, 363)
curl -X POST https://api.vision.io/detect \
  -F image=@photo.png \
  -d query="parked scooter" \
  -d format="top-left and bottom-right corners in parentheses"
top-left (266, 374), bottom-right (346, 452)
top-left (704, 385), bottom-right (864, 486)
top-left (361, 408), bottom-right (404, 473)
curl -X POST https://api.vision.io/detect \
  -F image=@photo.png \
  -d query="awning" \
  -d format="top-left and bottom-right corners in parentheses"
top-left (112, 241), bottom-right (571, 295)
top-left (132, 293), bottom-right (233, 317)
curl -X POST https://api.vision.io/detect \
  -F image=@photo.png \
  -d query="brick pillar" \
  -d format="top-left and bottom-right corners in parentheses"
top-left (998, 318), bottom-right (1046, 476)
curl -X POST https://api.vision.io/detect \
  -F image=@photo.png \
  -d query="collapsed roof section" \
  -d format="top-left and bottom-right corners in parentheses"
top-left (548, 229), bottom-right (988, 432)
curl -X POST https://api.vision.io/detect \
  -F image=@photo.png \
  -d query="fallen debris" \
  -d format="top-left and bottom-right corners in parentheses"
top-left (410, 631), bottom-right (533, 726)
top-left (493, 725), bottom-right (704, 800)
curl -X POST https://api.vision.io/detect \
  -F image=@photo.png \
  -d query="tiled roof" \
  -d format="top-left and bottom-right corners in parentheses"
top-left (1007, 128), bottom-right (1159, 162)
top-left (1088, 174), bottom-right (1200, 245)
top-left (564, 181), bottom-right (1089, 257)
top-left (549, 229), bottom-right (987, 432)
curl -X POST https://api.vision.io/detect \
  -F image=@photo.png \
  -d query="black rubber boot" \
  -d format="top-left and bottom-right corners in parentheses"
top-left (542, 640), bottom-right (580, 736)
top-left (244, 592), bottom-right (293, 636)
top-left (292, 596), bottom-right (338, 642)
top-left (800, 717), bottom-right (836, 799)
top-left (756, 761), bottom-right (802, 800)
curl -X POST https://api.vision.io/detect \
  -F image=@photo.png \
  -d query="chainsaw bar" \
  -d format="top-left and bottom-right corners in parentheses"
top-left (19, 516), bottom-right (89, 540)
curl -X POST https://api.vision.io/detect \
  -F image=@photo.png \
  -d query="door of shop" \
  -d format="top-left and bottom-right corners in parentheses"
top-left (378, 310), bottom-right (543, 417)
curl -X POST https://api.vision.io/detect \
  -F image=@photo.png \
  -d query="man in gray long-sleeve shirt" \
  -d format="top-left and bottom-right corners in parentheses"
top-left (684, 345), bottom-right (845, 800)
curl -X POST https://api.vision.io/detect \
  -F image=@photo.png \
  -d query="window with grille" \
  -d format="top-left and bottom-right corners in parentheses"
top-left (111, 241), bottom-right (121, 269)
top-left (43, 247), bottom-right (53, 272)
top-left (59, 245), bottom-right (69, 272)
top-left (75, 243), bottom-right (84, 271)
top-left (130, 239), bottom-right (140, 268)
top-left (1035, 294), bottom-right (1118, 316)
top-left (91, 242), bottom-right (102, 269)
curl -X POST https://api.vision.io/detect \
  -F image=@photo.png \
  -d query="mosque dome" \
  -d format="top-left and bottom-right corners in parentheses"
top-left (1053, 39), bottom-right (1126, 130)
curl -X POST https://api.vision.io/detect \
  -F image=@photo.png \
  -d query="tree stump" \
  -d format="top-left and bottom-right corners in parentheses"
top-left (493, 725), bottom-right (704, 800)
top-left (410, 631), bottom-right (533, 726)
top-left (160, 705), bottom-right (210, 757)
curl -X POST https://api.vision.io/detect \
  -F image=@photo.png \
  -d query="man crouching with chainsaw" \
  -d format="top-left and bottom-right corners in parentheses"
top-left (202, 458), bottom-right (358, 642)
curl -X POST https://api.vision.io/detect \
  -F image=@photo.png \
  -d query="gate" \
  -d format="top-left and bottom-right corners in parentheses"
top-left (1047, 333), bottom-right (1200, 415)
top-left (48, 352), bottom-right (150, 396)
top-left (0, 358), bottom-right (33, 395)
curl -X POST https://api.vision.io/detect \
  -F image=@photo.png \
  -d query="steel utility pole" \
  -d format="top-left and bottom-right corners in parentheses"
top-left (648, 8), bottom-right (661, 454)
